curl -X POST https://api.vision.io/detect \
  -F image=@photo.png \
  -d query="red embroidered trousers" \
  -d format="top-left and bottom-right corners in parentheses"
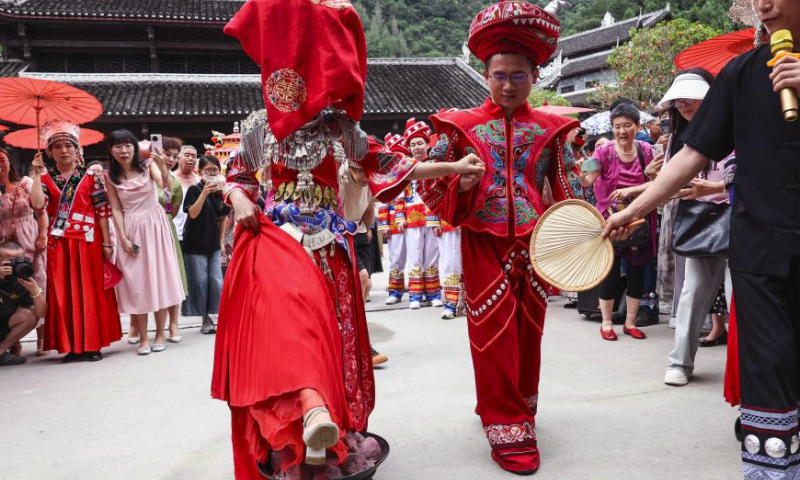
top-left (462, 232), bottom-right (548, 452)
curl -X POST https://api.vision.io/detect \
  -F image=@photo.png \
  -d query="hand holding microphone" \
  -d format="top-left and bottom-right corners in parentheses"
top-left (768, 29), bottom-right (800, 122)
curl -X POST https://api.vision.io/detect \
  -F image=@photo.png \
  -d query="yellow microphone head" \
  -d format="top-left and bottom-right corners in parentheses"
top-left (771, 29), bottom-right (794, 54)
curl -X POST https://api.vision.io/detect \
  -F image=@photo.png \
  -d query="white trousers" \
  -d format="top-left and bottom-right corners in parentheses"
top-left (438, 229), bottom-right (463, 312)
top-left (405, 227), bottom-right (440, 302)
top-left (387, 232), bottom-right (407, 296)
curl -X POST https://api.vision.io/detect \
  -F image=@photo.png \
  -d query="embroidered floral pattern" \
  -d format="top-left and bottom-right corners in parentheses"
top-left (308, 0), bottom-right (353, 9)
top-left (265, 69), bottom-right (307, 113)
top-left (484, 421), bottom-right (537, 446)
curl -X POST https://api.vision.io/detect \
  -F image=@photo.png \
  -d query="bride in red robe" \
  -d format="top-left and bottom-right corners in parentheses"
top-left (211, 2), bottom-right (485, 478)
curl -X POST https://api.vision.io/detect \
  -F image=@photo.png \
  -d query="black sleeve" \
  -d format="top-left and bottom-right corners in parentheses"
top-left (219, 202), bottom-right (231, 217)
top-left (681, 67), bottom-right (735, 162)
top-left (183, 185), bottom-right (200, 214)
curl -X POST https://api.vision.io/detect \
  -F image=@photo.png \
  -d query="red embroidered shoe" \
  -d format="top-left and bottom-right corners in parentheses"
top-left (600, 326), bottom-right (618, 341)
top-left (623, 326), bottom-right (647, 339)
top-left (491, 446), bottom-right (540, 475)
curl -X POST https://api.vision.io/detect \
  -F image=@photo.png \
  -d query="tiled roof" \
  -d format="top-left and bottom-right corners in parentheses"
top-left (0, 60), bottom-right (29, 77)
top-left (0, 0), bottom-right (243, 23)
top-left (19, 58), bottom-right (488, 118)
top-left (561, 51), bottom-right (611, 77)
top-left (553, 8), bottom-right (671, 60)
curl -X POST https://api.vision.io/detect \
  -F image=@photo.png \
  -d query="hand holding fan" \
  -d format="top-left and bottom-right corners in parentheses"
top-left (529, 200), bottom-right (643, 292)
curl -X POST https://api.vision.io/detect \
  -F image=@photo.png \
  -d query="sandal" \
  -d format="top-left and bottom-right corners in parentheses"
top-left (302, 407), bottom-right (339, 465)
top-left (36, 337), bottom-right (50, 357)
top-left (699, 332), bottom-right (728, 347)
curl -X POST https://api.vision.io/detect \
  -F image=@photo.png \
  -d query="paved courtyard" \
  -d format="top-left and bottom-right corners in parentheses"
top-left (2, 266), bottom-right (741, 480)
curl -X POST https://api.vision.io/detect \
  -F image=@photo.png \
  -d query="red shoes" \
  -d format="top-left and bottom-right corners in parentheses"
top-left (491, 446), bottom-right (540, 475)
top-left (600, 326), bottom-right (618, 341)
top-left (623, 326), bottom-right (647, 339)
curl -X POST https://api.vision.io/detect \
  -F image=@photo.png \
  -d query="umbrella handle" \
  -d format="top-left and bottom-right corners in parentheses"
top-left (36, 108), bottom-right (41, 153)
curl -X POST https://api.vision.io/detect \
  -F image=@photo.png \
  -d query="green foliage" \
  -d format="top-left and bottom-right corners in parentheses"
top-left (557, 0), bottom-right (742, 36)
top-left (354, 1), bottom-right (741, 59)
top-left (590, 18), bottom-right (721, 108)
top-left (527, 88), bottom-right (572, 108)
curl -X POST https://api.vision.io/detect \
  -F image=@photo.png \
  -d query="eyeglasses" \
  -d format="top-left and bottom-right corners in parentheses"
top-left (488, 72), bottom-right (532, 84)
top-left (202, 168), bottom-right (220, 175)
top-left (671, 98), bottom-right (698, 109)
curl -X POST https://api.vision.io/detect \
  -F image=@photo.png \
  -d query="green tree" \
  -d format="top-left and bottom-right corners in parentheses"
top-left (527, 88), bottom-right (572, 108)
top-left (590, 18), bottom-right (720, 108)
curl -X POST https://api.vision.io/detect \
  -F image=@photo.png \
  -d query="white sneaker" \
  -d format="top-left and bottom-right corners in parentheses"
top-left (385, 296), bottom-right (401, 305)
top-left (410, 301), bottom-right (421, 310)
top-left (441, 310), bottom-right (455, 320)
top-left (664, 369), bottom-right (690, 386)
top-left (431, 299), bottom-right (444, 307)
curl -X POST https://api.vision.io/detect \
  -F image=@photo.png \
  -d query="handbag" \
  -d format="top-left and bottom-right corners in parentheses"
top-left (611, 143), bottom-right (651, 248)
top-left (671, 199), bottom-right (730, 258)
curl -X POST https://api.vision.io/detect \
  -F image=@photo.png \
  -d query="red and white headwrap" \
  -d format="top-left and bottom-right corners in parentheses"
top-left (384, 133), bottom-right (410, 156)
top-left (468, 1), bottom-right (561, 66)
top-left (41, 119), bottom-right (80, 149)
top-left (403, 118), bottom-right (431, 144)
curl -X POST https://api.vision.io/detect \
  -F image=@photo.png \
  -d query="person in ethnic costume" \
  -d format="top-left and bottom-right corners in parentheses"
top-left (210, 1), bottom-right (484, 478)
top-left (422, 2), bottom-right (583, 474)
top-left (378, 133), bottom-right (411, 305)
top-left (30, 120), bottom-right (121, 363)
top-left (403, 118), bottom-right (442, 310)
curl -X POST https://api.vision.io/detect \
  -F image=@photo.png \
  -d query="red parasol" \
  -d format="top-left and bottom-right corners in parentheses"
top-left (0, 126), bottom-right (8, 132)
top-left (535, 105), bottom-right (595, 115)
top-left (675, 28), bottom-right (758, 76)
top-left (0, 78), bottom-right (103, 151)
top-left (3, 127), bottom-right (105, 150)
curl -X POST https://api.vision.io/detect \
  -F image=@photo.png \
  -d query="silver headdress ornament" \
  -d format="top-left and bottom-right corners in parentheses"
top-left (238, 108), bottom-right (368, 174)
top-left (544, 0), bottom-right (572, 15)
top-left (238, 108), bottom-right (368, 214)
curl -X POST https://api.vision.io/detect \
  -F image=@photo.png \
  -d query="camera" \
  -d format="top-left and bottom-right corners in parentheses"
top-left (8, 257), bottom-right (33, 279)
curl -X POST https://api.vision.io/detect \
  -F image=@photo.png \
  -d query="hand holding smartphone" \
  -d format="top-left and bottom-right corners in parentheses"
top-left (150, 134), bottom-right (163, 156)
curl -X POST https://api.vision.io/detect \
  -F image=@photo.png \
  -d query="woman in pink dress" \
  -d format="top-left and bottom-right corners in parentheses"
top-left (0, 147), bottom-right (48, 356)
top-left (104, 130), bottom-right (185, 355)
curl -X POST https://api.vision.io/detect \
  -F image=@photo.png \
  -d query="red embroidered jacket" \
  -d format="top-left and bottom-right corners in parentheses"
top-left (423, 99), bottom-right (581, 238)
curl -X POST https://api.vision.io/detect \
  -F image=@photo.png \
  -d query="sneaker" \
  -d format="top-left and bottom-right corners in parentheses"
top-left (385, 296), bottom-right (401, 305)
top-left (0, 351), bottom-right (26, 366)
top-left (371, 346), bottom-right (388, 366)
top-left (664, 369), bottom-right (690, 386)
top-left (441, 309), bottom-right (456, 320)
top-left (409, 301), bottom-right (421, 310)
top-left (431, 299), bottom-right (444, 308)
top-left (201, 315), bottom-right (217, 334)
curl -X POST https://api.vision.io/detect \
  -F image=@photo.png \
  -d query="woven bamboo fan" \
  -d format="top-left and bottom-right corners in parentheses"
top-left (529, 199), bottom-right (615, 292)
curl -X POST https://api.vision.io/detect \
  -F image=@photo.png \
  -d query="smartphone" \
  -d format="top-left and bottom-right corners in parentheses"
top-left (659, 118), bottom-right (670, 135)
top-left (150, 134), bottom-right (163, 155)
top-left (132, 243), bottom-right (141, 254)
top-left (652, 143), bottom-right (664, 157)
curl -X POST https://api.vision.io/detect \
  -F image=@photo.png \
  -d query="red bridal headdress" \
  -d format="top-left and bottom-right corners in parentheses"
top-left (468, 1), bottom-right (561, 66)
top-left (403, 118), bottom-right (432, 144)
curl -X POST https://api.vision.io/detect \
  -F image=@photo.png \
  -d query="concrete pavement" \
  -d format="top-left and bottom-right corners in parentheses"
top-left (1, 266), bottom-right (741, 480)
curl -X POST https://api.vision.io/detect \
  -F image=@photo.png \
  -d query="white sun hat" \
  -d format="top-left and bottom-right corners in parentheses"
top-left (657, 73), bottom-right (711, 109)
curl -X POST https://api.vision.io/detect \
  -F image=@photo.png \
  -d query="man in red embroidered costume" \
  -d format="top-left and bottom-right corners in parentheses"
top-left (30, 120), bottom-right (121, 363)
top-left (211, 1), bottom-right (484, 478)
top-left (379, 133), bottom-right (411, 305)
top-left (423, 2), bottom-right (582, 474)
top-left (403, 118), bottom-right (442, 310)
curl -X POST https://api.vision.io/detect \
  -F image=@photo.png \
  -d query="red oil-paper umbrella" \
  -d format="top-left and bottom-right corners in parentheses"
top-left (0, 77), bottom-right (103, 151)
top-left (675, 28), bottom-right (759, 76)
top-left (4, 127), bottom-right (105, 150)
